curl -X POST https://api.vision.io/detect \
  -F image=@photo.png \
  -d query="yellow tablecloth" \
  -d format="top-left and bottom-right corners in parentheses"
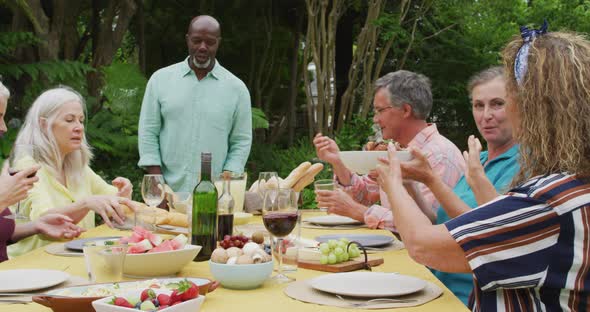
top-left (0, 211), bottom-right (469, 311)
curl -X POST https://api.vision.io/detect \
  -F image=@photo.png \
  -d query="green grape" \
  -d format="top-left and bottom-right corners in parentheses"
top-left (319, 243), bottom-right (331, 255)
top-left (337, 241), bottom-right (347, 250)
top-left (342, 252), bottom-right (350, 262)
top-left (335, 253), bottom-right (343, 263)
top-left (350, 249), bottom-right (360, 258)
top-left (339, 237), bottom-right (350, 244)
top-left (333, 247), bottom-right (344, 256)
top-left (328, 240), bottom-right (338, 249)
top-left (320, 254), bottom-right (329, 265)
top-left (328, 253), bottom-right (337, 264)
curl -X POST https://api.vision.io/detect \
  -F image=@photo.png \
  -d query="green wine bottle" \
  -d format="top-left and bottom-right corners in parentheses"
top-left (192, 152), bottom-right (218, 261)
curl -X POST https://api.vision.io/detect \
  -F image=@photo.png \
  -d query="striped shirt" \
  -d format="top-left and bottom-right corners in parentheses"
top-left (445, 173), bottom-right (590, 311)
top-left (337, 124), bottom-right (465, 231)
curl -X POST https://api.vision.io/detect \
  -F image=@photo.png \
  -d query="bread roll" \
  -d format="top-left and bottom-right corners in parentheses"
top-left (292, 163), bottom-right (324, 192)
top-left (280, 162), bottom-right (311, 189)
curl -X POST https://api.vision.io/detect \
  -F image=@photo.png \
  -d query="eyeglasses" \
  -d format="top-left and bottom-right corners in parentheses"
top-left (373, 106), bottom-right (393, 116)
top-left (189, 37), bottom-right (219, 47)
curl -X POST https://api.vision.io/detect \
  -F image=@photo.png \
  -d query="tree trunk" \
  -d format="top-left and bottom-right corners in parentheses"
top-left (137, 0), bottom-right (146, 74)
top-left (334, 10), bottom-right (353, 132)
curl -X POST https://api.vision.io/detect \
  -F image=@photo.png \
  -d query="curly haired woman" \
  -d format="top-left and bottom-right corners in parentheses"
top-left (378, 26), bottom-right (590, 311)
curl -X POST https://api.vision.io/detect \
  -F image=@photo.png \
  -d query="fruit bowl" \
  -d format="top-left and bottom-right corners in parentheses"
top-left (209, 259), bottom-right (273, 290)
top-left (92, 289), bottom-right (205, 312)
top-left (124, 245), bottom-right (201, 277)
top-left (339, 150), bottom-right (412, 174)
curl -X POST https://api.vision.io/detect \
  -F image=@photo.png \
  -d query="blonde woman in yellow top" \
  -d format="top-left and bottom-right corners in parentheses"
top-left (8, 86), bottom-right (137, 257)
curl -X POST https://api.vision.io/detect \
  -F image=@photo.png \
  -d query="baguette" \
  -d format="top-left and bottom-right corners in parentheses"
top-left (292, 163), bottom-right (324, 192)
top-left (280, 162), bottom-right (311, 189)
top-left (161, 211), bottom-right (189, 227)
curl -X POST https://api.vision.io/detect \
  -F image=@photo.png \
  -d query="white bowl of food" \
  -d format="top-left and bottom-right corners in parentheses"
top-left (339, 150), bottom-right (412, 174)
top-left (123, 245), bottom-right (201, 277)
top-left (92, 288), bottom-right (205, 312)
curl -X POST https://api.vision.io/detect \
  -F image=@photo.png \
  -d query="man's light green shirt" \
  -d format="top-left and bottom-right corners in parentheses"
top-left (138, 58), bottom-right (252, 192)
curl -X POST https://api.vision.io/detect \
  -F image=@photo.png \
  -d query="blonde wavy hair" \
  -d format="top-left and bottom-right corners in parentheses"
top-left (502, 31), bottom-right (590, 185)
top-left (15, 86), bottom-right (93, 183)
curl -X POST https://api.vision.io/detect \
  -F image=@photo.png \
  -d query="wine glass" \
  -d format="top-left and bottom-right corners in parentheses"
top-left (262, 188), bottom-right (298, 283)
top-left (5, 144), bottom-right (38, 220)
top-left (258, 171), bottom-right (279, 204)
top-left (139, 174), bottom-right (165, 229)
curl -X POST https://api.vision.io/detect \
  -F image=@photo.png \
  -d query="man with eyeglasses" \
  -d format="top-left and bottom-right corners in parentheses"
top-left (314, 70), bottom-right (465, 232)
top-left (138, 15), bottom-right (252, 195)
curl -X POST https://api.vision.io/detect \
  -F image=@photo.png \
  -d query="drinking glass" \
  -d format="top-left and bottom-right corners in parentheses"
top-left (214, 172), bottom-right (248, 212)
top-left (139, 174), bottom-right (165, 229)
top-left (262, 188), bottom-right (298, 283)
top-left (5, 144), bottom-right (38, 220)
top-left (83, 242), bottom-right (127, 283)
top-left (314, 179), bottom-right (335, 212)
top-left (258, 171), bottom-right (279, 206)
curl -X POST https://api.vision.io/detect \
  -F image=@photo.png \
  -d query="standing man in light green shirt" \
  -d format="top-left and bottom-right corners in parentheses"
top-left (138, 15), bottom-right (252, 193)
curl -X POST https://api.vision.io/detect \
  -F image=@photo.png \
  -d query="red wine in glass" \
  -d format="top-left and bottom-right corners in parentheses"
top-left (263, 212), bottom-right (298, 237)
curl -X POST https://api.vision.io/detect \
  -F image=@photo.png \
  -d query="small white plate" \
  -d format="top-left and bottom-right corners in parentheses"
top-left (156, 224), bottom-right (189, 235)
top-left (0, 269), bottom-right (69, 292)
top-left (305, 215), bottom-right (363, 226)
top-left (309, 272), bottom-right (426, 298)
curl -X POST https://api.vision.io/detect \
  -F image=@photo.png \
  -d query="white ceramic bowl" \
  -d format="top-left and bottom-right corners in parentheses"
top-left (123, 245), bottom-right (201, 277)
top-left (339, 150), bottom-right (412, 174)
top-left (92, 289), bottom-right (205, 312)
top-left (209, 260), bottom-right (273, 290)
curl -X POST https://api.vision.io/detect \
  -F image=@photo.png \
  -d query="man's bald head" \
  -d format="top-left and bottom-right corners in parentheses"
top-left (188, 15), bottom-right (221, 37)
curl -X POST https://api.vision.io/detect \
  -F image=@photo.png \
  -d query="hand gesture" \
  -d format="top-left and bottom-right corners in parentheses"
top-left (376, 143), bottom-right (404, 193)
top-left (313, 133), bottom-right (341, 165)
top-left (315, 188), bottom-right (364, 221)
top-left (0, 163), bottom-right (40, 208)
top-left (398, 147), bottom-right (436, 185)
top-left (463, 135), bottom-right (485, 188)
top-left (81, 195), bottom-right (138, 228)
top-left (112, 177), bottom-right (133, 199)
top-left (36, 213), bottom-right (85, 239)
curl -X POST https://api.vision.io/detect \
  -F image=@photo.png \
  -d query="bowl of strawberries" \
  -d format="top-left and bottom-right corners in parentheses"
top-left (92, 279), bottom-right (204, 312)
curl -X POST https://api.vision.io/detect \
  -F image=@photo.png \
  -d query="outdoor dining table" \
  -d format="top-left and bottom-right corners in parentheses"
top-left (0, 210), bottom-right (469, 312)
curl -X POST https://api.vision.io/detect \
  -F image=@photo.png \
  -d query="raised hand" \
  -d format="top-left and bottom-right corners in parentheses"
top-left (398, 147), bottom-right (436, 186)
top-left (112, 177), bottom-right (133, 199)
top-left (36, 213), bottom-right (85, 239)
top-left (463, 135), bottom-right (485, 188)
top-left (315, 188), bottom-right (365, 221)
top-left (313, 133), bottom-right (341, 165)
top-left (81, 195), bottom-right (138, 228)
top-left (376, 143), bottom-right (404, 193)
top-left (0, 163), bottom-right (40, 208)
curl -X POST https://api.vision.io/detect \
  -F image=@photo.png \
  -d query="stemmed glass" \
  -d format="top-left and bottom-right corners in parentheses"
top-left (5, 144), bottom-right (38, 220)
top-left (139, 174), bottom-right (166, 229)
top-left (262, 188), bottom-right (298, 283)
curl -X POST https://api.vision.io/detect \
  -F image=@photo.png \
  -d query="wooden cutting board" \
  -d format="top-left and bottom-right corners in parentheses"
top-left (298, 256), bottom-right (384, 272)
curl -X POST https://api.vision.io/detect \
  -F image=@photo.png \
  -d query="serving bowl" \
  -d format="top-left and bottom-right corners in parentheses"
top-left (92, 289), bottom-right (205, 312)
top-left (339, 150), bottom-right (412, 174)
top-left (33, 277), bottom-right (213, 312)
top-left (123, 244), bottom-right (201, 277)
top-left (209, 259), bottom-right (273, 290)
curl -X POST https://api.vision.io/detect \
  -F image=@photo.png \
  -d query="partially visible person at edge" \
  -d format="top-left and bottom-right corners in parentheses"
top-left (399, 66), bottom-right (519, 305)
top-left (314, 70), bottom-right (465, 231)
top-left (377, 27), bottom-right (590, 311)
top-left (8, 86), bottom-right (137, 258)
top-left (138, 15), bottom-right (252, 194)
top-left (0, 82), bottom-right (84, 262)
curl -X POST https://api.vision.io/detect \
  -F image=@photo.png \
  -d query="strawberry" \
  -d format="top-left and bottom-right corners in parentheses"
top-left (112, 297), bottom-right (133, 308)
top-left (140, 288), bottom-right (156, 302)
top-left (170, 289), bottom-right (182, 304)
top-left (157, 293), bottom-right (171, 306)
top-left (176, 279), bottom-right (199, 301)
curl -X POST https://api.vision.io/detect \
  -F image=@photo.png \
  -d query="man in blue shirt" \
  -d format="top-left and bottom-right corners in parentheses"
top-left (138, 15), bottom-right (252, 193)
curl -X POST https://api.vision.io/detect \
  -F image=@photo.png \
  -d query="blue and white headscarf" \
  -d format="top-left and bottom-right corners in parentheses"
top-left (514, 20), bottom-right (549, 85)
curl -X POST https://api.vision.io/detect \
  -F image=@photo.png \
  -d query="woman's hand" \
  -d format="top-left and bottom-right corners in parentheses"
top-left (112, 177), bottom-right (133, 199)
top-left (463, 135), bottom-right (485, 188)
top-left (313, 133), bottom-right (342, 165)
top-left (0, 163), bottom-right (40, 208)
top-left (315, 189), bottom-right (366, 221)
top-left (398, 147), bottom-right (436, 186)
top-left (80, 195), bottom-right (138, 228)
top-left (376, 143), bottom-right (405, 193)
top-left (35, 213), bottom-right (85, 239)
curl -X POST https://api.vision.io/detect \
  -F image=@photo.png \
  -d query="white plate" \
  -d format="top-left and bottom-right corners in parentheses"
top-left (309, 272), bottom-right (426, 298)
top-left (339, 150), bottom-right (412, 174)
top-left (305, 215), bottom-right (363, 226)
top-left (156, 224), bottom-right (189, 235)
top-left (0, 269), bottom-right (69, 292)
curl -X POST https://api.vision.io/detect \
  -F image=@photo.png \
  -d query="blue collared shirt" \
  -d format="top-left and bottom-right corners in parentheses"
top-left (138, 58), bottom-right (252, 192)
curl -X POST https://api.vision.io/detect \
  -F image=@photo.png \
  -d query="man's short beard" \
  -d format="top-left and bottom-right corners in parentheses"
top-left (193, 56), bottom-right (211, 69)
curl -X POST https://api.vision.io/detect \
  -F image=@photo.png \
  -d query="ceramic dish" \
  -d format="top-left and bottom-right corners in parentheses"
top-left (305, 215), bottom-right (363, 226)
top-left (123, 244), bottom-right (201, 277)
top-left (0, 269), bottom-right (69, 292)
top-left (315, 234), bottom-right (394, 247)
top-left (64, 237), bottom-right (122, 251)
top-left (339, 150), bottom-right (412, 174)
top-left (309, 272), bottom-right (426, 297)
top-left (92, 289), bottom-right (205, 312)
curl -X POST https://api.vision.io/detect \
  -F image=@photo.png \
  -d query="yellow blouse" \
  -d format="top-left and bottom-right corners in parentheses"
top-left (8, 165), bottom-right (117, 257)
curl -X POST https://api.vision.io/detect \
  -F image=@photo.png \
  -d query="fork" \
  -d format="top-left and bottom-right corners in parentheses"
top-left (335, 294), bottom-right (417, 307)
